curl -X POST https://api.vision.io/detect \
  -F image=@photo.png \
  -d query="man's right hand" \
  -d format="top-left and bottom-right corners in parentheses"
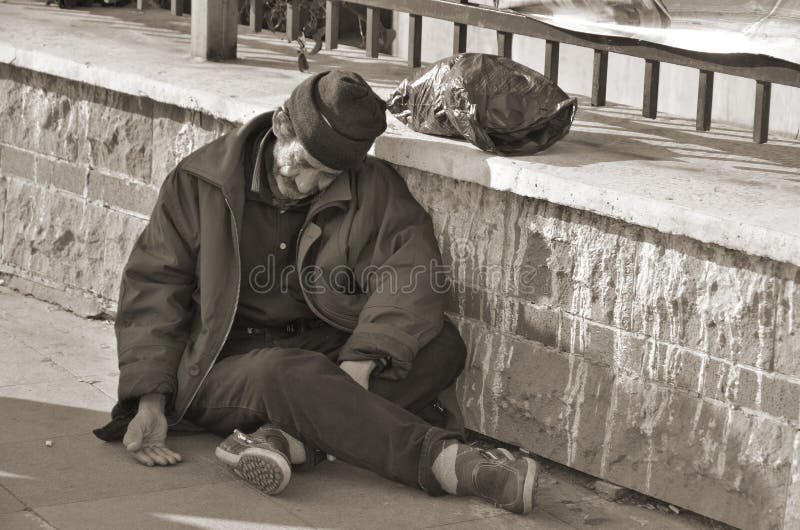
top-left (122, 393), bottom-right (182, 467)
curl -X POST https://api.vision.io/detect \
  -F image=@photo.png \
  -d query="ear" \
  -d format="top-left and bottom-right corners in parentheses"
top-left (273, 107), bottom-right (296, 141)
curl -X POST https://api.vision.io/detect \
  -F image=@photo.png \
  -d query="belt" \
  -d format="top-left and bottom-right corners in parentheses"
top-left (231, 318), bottom-right (327, 338)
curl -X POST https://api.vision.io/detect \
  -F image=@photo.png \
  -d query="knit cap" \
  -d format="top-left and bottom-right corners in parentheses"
top-left (284, 71), bottom-right (387, 171)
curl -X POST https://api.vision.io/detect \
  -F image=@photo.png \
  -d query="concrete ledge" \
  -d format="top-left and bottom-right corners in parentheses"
top-left (1, 1), bottom-right (798, 267)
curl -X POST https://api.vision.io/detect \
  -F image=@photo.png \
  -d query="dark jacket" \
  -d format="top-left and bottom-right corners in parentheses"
top-left (111, 111), bottom-right (448, 426)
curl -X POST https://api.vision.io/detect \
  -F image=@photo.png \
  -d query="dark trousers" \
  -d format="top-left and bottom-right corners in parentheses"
top-left (185, 319), bottom-right (467, 494)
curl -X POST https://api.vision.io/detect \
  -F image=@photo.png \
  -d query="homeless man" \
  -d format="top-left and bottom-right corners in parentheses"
top-left (94, 71), bottom-right (540, 514)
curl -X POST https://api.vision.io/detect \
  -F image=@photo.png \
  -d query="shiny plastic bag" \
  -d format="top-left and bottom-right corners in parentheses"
top-left (387, 53), bottom-right (577, 155)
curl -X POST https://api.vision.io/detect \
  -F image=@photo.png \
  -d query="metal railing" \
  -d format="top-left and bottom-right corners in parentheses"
top-left (168, 0), bottom-right (800, 144)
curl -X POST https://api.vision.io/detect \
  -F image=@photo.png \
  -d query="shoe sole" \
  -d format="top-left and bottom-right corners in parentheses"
top-left (216, 446), bottom-right (292, 495)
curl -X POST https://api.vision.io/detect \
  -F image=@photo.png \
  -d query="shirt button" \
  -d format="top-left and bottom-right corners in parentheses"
top-left (188, 365), bottom-right (200, 376)
top-left (279, 242), bottom-right (287, 250)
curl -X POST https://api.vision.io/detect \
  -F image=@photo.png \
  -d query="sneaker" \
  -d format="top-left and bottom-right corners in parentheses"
top-left (456, 446), bottom-right (539, 514)
top-left (215, 425), bottom-right (292, 495)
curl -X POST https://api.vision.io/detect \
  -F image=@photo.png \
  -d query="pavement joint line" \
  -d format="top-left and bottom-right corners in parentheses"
top-left (21, 507), bottom-right (58, 530)
top-left (7, 471), bottom-right (239, 512)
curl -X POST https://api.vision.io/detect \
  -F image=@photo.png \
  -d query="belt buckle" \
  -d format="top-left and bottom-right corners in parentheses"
top-left (285, 322), bottom-right (296, 335)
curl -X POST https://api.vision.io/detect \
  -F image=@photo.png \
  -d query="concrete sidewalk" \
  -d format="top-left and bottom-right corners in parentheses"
top-left (0, 286), bottom-right (724, 529)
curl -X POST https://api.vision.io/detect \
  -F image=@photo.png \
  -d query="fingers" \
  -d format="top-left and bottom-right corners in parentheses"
top-left (131, 449), bottom-right (155, 467)
top-left (152, 446), bottom-right (182, 465)
top-left (160, 446), bottom-right (183, 463)
top-left (143, 447), bottom-right (170, 466)
top-left (129, 445), bottom-right (182, 467)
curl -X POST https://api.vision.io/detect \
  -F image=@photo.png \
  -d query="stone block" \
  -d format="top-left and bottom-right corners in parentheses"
top-left (0, 67), bottom-right (89, 161)
top-left (613, 331), bottom-right (647, 377)
top-left (151, 103), bottom-right (233, 188)
top-left (775, 266), bottom-right (800, 377)
top-left (87, 171), bottom-right (158, 215)
top-left (515, 300), bottom-right (559, 348)
top-left (0, 145), bottom-right (34, 180)
top-left (603, 378), bottom-right (793, 530)
top-left (85, 86), bottom-right (153, 182)
top-left (456, 317), bottom-right (614, 477)
top-left (2, 179), bottom-right (103, 292)
top-left (558, 316), bottom-right (616, 366)
top-left (702, 356), bottom-right (733, 403)
top-left (761, 374), bottom-right (800, 423)
top-left (641, 342), bottom-right (703, 394)
top-left (456, 285), bottom-right (519, 333)
top-left (631, 240), bottom-right (778, 371)
top-left (99, 209), bottom-right (147, 300)
top-left (34, 155), bottom-right (86, 195)
top-left (785, 431), bottom-right (800, 528)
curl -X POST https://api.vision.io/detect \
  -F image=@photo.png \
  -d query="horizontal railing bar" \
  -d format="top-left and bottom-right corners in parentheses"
top-left (344, 0), bottom-right (800, 88)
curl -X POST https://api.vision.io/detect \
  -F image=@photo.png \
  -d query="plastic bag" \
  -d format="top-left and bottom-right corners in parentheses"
top-left (387, 53), bottom-right (577, 155)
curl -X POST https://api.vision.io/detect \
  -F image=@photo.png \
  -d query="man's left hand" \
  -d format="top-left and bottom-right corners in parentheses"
top-left (339, 360), bottom-right (377, 390)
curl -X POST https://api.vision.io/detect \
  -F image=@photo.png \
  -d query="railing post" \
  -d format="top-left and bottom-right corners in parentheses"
top-left (696, 70), bottom-right (714, 131)
top-left (497, 31), bottom-right (513, 59)
top-left (643, 59), bottom-right (660, 119)
top-left (250, 0), bottom-right (264, 33)
top-left (191, 0), bottom-right (238, 60)
top-left (591, 50), bottom-right (608, 106)
top-left (754, 80), bottom-right (771, 143)
top-left (366, 7), bottom-right (380, 58)
top-left (325, 1), bottom-right (340, 50)
top-left (408, 14), bottom-right (423, 68)
top-left (286, 1), bottom-right (301, 42)
top-left (171, 0), bottom-right (183, 16)
top-left (545, 40), bottom-right (559, 84)
top-left (453, 0), bottom-right (468, 55)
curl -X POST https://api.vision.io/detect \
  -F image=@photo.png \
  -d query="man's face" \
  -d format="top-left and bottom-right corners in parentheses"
top-left (272, 135), bottom-right (341, 200)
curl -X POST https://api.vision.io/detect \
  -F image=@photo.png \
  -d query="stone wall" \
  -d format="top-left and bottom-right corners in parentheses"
top-left (399, 167), bottom-right (800, 529)
top-left (2, 62), bottom-right (799, 529)
top-left (0, 64), bottom-right (233, 315)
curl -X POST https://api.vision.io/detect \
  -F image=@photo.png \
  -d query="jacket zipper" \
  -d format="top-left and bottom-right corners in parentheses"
top-left (171, 196), bottom-right (242, 425)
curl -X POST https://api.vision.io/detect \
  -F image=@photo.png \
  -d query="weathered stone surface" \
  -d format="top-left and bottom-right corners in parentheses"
top-left (0, 66), bottom-right (89, 161)
top-left (632, 242), bottom-right (778, 370)
top-left (455, 317), bottom-right (615, 478)
top-left (99, 208), bottom-right (146, 300)
top-left (515, 300), bottom-right (559, 349)
top-left (0, 176), bottom-right (6, 262)
top-left (85, 87), bottom-right (153, 182)
top-left (455, 284), bottom-right (521, 334)
top-left (34, 155), bottom-right (86, 195)
top-left (603, 379), bottom-right (793, 530)
top-left (0, 145), bottom-right (34, 180)
top-left (87, 170), bottom-right (158, 215)
top-left (151, 103), bottom-right (233, 188)
top-left (2, 178), bottom-right (97, 291)
top-left (0, 66), bottom-right (153, 180)
top-left (775, 265), bottom-right (800, 377)
top-left (785, 431), bottom-right (800, 528)
top-left (641, 342), bottom-right (703, 394)
top-left (558, 316), bottom-right (616, 367)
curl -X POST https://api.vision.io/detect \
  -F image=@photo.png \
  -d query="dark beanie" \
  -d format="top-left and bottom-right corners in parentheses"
top-left (284, 71), bottom-right (387, 171)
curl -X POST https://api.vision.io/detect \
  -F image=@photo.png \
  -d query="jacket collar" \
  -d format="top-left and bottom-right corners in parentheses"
top-left (179, 110), bottom-right (352, 216)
